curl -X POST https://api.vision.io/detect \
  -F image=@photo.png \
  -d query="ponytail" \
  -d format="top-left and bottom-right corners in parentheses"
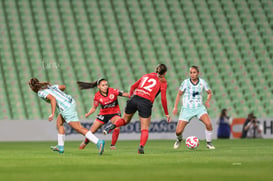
top-left (77, 81), bottom-right (97, 89)
top-left (29, 78), bottom-right (50, 93)
top-left (77, 78), bottom-right (106, 90)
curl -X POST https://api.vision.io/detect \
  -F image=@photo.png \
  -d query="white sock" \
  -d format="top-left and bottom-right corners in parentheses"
top-left (85, 131), bottom-right (99, 144)
top-left (58, 134), bottom-right (65, 146)
top-left (205, 130), bottom-right (213, 143)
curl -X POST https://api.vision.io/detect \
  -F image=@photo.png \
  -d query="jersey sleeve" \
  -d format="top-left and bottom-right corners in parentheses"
top-left (160, 81), bottom-right (169, 116)
top-left (118, 90), bottom-right (124, 96)
top-left (203, 79), bottom-right (210, 91)
top-left (51, 84), bottom-right (59, 89)
top-left (179, 80), bottom-right (187, 92)
top-left (129, 78), bottom-right (141, 96)
top-left (113, 88), bottom-right (123, 96)
top-left (38, 89), bottom-right (49, 99)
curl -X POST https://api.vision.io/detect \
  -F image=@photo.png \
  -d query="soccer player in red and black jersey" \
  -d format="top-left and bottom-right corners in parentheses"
top-left (77, 78), bottom-right (129, 150)
top-left (103, 64), bottom-right (171, 154)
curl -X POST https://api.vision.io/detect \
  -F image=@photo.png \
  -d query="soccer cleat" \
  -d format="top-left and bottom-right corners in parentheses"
top-left (110, 145), bottom-right (116, 150)
top-left (96, 140), bottom-right (105, 155)
top-left (79, 141), bottom-right (87, 150)
top-left (103, 123), bottom-right (116, 135)
top-left (173, 139), bottom-right (182, 149)
top-left (50, 145), bottom-right (64, 153)
top-left (206, 142), bottom-right (215, 150)
top-left (138, 145), bottom-right (144, 154)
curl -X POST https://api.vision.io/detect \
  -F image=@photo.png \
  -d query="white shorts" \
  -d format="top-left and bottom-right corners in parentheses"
top-left (61, 100), bottom-right (79, 123)
top-left (178, 105), bottom-right (207, 122)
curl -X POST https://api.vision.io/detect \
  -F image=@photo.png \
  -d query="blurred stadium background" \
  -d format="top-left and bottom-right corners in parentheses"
top-left (0, 0), bottom-right (272, 121)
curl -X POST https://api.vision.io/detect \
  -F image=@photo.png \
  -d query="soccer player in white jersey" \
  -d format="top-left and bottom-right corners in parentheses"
top-left (172, 66), bottom-right (215, 149)
top-left (28, 78), bottom-right (105, 155)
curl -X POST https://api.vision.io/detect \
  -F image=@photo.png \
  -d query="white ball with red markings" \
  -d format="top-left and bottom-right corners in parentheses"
top-left (185, 136), bottom-right (199, 150)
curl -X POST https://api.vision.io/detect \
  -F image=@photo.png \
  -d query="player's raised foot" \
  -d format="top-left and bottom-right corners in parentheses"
top-left (173, 139), bottom-right (182, 149)
top-left (96, 140), bottom-right (105, 155)
top-left (50, 145), bottom-right (64, 153)
top-left (110, 145), bottom-right (116, 150)
top-left (79, 141), bottom-right (87, 150)
top-left (138, 145), bottom-right (144, 154)
top-left (206, 142), bottom-right (215, 150)
top-left (103, 123), bottom-right (116, 135)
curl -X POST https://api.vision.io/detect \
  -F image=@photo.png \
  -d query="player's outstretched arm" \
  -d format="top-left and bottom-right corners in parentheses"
top-left (85, 106), bottom-right (97, 118)
top-left (121, 92), bottom-right (130, 98)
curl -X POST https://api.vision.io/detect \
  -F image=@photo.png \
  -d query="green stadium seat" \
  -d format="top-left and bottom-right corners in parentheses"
top-left (1, 0), bottom-right (273, 119)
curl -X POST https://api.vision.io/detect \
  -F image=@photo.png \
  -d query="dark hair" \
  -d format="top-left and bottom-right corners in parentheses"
top-left (220, 108), bottom-right (227, 119)
top-left (29, 78), bottom-right (50, 93)
top-left (190, 65), bottom-right (200, 73)
top-left (247, 112), bottom-right (254, 119)
top-left (156, 64), bottom-right (168, 75)
top-left (77, 78), bottom-right (106, 90)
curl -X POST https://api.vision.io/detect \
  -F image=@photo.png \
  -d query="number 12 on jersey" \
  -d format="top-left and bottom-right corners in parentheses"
top-left (140, 77), bottom-right (157, 92)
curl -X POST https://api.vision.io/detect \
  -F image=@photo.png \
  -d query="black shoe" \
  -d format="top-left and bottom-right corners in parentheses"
top-left (103, 123), bottom-right (116, 135)
top-left (138, 145), bottom-right (144, 154)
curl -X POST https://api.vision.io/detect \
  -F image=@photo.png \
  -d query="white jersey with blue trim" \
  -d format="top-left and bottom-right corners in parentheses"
top-left (179, 78), bottom-right (210, 109)
top-left (38, 84), bottom-right (73, 112)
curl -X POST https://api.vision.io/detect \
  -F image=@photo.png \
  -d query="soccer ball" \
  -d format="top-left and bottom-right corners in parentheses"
top-left (185, 136), bottom-right (199, 150)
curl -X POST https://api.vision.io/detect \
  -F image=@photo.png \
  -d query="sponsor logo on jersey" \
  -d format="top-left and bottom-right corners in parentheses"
top-left (109, 94), bottom-right (114, 99)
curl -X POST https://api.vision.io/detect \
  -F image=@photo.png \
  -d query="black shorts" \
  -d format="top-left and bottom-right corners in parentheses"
top-left (96, 113), bottom-right (121, 124)
top-left (125, 95), bottom-right (153, 118)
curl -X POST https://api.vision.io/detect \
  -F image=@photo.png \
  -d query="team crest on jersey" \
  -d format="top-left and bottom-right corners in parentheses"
top-left (109, 94), bottom-right (114, 99)
top-left (99, 98), bottom-right (103, 102)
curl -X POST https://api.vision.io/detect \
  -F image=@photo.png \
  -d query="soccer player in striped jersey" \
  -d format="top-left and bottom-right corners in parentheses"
top-left (172, 66), bottom-right (215, 149)
top-left (103, 64), bottom-right (171, 154)
top-left (28, 78), bottom-right (105, 155)
top-left (77, 78), bottom-right (129, 150)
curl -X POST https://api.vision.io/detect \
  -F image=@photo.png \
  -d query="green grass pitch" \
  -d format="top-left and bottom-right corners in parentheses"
top-left (0, 139), bottom-right (272, 181)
